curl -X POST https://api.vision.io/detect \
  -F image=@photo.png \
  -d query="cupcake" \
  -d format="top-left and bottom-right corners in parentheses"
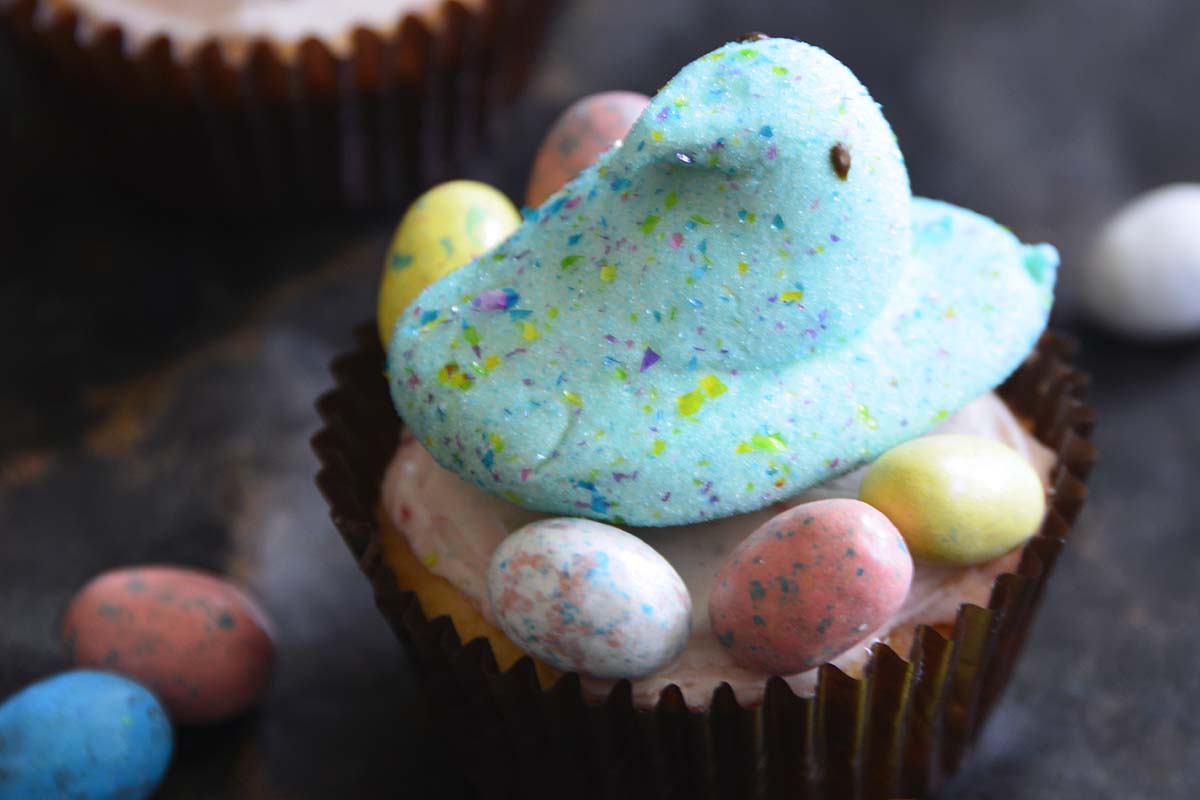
top-left (0, 0), bottom-right (561, 211)
top-left (315, 37), bottom-right (1097, 799)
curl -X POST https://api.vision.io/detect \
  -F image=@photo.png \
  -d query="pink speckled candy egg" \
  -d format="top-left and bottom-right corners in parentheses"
top-left (62, 566), bottom-right (276, 724)
top-left (708, 499), bottom-right (913, 675)
top-left (525, 90), bottom-right (650, 207)
top-left (487, 518), bottom-right (691, 679)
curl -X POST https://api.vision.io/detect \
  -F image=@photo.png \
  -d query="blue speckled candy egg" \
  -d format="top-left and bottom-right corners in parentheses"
top-left (0, 670), bottom-right (172, 800)
top-left (487, 518), bottom-right (691, 679)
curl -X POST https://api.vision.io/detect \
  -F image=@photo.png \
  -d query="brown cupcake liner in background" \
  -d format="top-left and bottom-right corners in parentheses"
top-left (0, 0), bottom-right (561, 212)
top-left (313, 324), bottom-right (1096, 800)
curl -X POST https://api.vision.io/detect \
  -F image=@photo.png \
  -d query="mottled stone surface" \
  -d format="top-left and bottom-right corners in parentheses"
top-left (2, 1), bottom-right (1199, 797)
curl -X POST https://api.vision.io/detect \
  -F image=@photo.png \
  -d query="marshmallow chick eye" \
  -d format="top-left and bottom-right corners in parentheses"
top-left (386, 37), bottom-right (1057, 528)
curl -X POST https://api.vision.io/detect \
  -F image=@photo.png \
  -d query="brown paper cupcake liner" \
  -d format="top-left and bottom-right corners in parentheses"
top-left (1, 0), bottom-right (561, 211)
top-left (313, 324), bottom-right (1096, 800)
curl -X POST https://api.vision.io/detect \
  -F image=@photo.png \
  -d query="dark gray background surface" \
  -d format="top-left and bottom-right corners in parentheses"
top-left (2, 1), bottom-right (1198, 797)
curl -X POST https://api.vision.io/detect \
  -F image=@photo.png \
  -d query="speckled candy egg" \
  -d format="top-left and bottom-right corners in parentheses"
top-left (525, 90), bottom-right (650, 207)
top-left (708, 499), bottom-right (913, 675)
top-left (0, 670), bottom-right (172, 800)
top-left (62, 566), bottom-right (276, 724)
top-left (378, 180), bottom-right (521, 345)
top-left (859, 434), bottom-right (1046, 565)
top-left (487, 518), bottom-right (691, 679)
top-left (1082, 183), bottom-right (1200, 340)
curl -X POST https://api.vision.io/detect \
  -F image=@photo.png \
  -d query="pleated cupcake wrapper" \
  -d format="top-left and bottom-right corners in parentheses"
top-left (1, 0), bottom-right (560, 211)
top-left (313, 324), bottom-right (1096, 800)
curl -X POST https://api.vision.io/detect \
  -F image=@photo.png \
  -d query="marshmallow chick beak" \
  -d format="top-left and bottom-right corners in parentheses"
top-left (387, 37), bottom-right (1056, 527)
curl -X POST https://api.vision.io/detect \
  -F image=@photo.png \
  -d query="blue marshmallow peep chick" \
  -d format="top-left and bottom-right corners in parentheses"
top-left (388, 38), bottom-right (1057, 527)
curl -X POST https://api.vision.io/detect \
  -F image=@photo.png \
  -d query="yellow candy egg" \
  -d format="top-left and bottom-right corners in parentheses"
top-left (378, 180), bottom-right (520, 345)
top-left (858, 434), bottom-right (1046, 565)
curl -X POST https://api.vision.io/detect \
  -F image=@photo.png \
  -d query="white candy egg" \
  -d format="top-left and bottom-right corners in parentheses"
top-left (486, 518), bottom-right (691, 679)
top-left (1083, 183), bottom-right (1200, 340)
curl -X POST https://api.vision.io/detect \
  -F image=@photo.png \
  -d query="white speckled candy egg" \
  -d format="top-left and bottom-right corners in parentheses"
top-left (859, 434), bottom-right (1046, 565)
top-left (487, 518), bottom-right (691, 679)
top-left (1083, 183), bottom-right (1200, 340)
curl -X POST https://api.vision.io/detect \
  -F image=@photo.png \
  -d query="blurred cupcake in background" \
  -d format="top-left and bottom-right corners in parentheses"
top-left (0, 0), bottom-right (562, 212)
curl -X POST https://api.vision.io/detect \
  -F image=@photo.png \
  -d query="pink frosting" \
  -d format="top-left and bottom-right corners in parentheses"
top-left (44, 0), bottom-right (474, 61)
top-left (381, 392), bottom-right (1055, 709)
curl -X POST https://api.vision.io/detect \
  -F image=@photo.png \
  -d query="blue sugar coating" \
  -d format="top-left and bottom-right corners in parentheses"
top-left (388, 38), bottom-right (1057, 526)
top-left (0, 670), bottom-right (173, 800)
